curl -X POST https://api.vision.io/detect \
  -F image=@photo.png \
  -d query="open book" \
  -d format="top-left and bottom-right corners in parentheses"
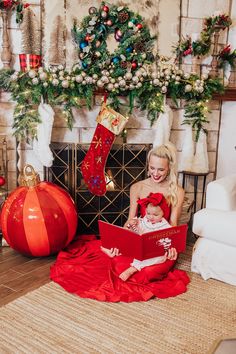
top-left (99, 220), bottom-right (188, 261)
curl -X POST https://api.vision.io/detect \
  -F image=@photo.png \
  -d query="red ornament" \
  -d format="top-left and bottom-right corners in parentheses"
top-left (1, 165), bottom-right (78, 257)
top-left (85, 34), bottom-right (91, 42)
top-left (106, 19), bottom-right (113, 26)
top-left (136, 23), bottom-right (143, 30)
top-left (131, 62), bottom-right (137, 69)
top-left (0, 175), bottom-right (6, 186)
top-left (103, 5), bottom-right (109, 12)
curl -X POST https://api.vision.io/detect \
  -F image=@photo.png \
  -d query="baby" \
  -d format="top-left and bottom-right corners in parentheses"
top-left (119, 196), bottom-right (171, 281)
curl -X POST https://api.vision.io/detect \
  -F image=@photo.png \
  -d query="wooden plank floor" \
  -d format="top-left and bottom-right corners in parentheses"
top-left (0, 245), bottom-right (56, 307)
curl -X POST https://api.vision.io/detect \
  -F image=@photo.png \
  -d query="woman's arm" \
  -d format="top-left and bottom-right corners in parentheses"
top-left (169, 186), bottom-right (185, 226)
top-left (124, 182), bottom-right (140, 228)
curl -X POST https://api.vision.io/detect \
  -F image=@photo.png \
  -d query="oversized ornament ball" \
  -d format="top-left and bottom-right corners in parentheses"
top-left (0, 175), bottom-right (6, 186)
top-left (1, 165), bottom-right (78, 257)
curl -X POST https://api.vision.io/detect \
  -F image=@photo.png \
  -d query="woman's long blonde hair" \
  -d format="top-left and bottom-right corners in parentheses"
top-left (147, 143), bottom-right (178, 206)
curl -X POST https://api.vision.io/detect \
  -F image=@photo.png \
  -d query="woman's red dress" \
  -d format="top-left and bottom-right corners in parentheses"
top-left (50, 199), bottom-right (190, 302)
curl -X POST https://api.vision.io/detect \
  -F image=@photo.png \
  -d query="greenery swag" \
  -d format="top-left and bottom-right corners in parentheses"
top-left (175, 13), bottom-right (232, 58)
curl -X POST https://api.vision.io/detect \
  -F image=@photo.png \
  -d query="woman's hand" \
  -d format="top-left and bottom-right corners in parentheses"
top-left (163, 247), bottom-right (178, 261)
top-left (101, 246), bottom-right (121, 258)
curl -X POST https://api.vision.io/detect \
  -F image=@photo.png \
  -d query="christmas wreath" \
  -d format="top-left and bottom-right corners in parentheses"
top-left (72, 2), bottom-right (155, 91)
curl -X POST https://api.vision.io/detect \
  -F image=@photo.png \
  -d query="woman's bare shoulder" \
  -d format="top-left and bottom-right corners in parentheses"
top-left (130, 179), bottom-right (149, 192)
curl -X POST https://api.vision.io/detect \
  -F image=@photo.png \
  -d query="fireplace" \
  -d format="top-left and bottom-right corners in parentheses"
top-left (44, 143), bottom-right (151, 234)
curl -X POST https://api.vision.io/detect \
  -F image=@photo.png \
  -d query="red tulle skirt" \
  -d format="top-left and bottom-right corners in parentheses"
top-left (50, 235), bottom-right (190, 302)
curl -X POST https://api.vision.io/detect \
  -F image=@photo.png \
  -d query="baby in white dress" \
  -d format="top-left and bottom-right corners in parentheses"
top-left (119, 202), bottom-right (171, 281)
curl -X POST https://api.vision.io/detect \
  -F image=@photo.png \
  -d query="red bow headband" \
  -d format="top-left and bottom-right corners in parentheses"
top-left (137, 193), bottom-right (170, 221)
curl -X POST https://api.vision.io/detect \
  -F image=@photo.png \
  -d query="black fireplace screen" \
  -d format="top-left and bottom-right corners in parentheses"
top-left (44, 143), bottom-right (151, 235)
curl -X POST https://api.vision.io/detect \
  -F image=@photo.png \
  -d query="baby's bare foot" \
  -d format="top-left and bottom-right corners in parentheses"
top-left (119, 266), bottom-right (137, 281)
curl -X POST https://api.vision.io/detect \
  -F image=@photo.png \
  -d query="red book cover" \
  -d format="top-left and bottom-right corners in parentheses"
top-left (99, 220), bottom-right (188, 261)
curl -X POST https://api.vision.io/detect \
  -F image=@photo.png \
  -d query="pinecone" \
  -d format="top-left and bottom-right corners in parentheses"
top-left (118, 11), bottom-right (129, 23)
top-left (134, 42), bottom-right (145, 53)
top-left (120, 61), bottom-right (128, 69)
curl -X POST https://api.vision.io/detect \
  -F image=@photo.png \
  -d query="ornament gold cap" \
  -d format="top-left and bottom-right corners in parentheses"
top-left (20, 164), bottom-right (40, 187)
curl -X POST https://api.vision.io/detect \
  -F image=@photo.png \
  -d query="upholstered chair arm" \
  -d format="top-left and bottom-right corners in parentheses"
top-left (206, 174), bottom-right (236, 211)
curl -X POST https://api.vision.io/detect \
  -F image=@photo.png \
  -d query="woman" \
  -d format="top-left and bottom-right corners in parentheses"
top-left (50, 143), bottom-right (189, 302)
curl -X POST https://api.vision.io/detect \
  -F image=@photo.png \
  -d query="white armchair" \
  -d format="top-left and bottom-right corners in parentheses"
top-left (191, 174), bottom-right (236, 285)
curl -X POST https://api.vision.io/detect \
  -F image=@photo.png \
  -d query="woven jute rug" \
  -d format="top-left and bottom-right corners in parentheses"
top-left (0, 247), bottom-right (236, 354)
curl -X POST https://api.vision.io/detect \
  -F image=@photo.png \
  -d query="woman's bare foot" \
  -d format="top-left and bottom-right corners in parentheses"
top-left (119, 266), bottom-right (138, 281)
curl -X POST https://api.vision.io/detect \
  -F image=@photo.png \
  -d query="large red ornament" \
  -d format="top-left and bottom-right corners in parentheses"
top-left (0, 175), bottom-right (6, 186)
top-left (1, 165), bottom-right (78, 257)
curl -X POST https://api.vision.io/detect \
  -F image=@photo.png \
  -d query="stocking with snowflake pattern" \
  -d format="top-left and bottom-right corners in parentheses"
top-left (81, 103), bottom-right (129, 196)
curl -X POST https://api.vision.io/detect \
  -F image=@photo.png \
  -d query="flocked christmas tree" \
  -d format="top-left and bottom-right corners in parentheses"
top-left (48, 15), bottom-right (65, 66)
top-left (21, 7), bottom-right (41, 54)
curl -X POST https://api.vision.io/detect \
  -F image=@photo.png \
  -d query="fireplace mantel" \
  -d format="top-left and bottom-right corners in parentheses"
top-left (213, 88), bottom-right (236, 101)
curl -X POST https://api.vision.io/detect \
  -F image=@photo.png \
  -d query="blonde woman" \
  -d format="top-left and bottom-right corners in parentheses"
top-left (51, 144), bottom-right (189, 302)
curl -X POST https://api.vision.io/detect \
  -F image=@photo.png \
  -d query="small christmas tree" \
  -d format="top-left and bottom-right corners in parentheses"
top-left (48, 15), bottom-right (65, 66)
top-left (21, 7), bottom-right (41, 54)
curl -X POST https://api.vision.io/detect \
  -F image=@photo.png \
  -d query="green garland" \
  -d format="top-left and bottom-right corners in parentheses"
top-left (175, 13), bottom-right (232, 58)
top-left (0, 3), bottom-right (226, 141)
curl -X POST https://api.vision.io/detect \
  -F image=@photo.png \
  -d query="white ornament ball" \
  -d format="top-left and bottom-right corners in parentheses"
top-left (119, 79), bottom-right (126, 87)
top-left (75, 75), bottom-right (83, 83)
top-left (124, 72), bottom-right (132, 80)
top-left (114, 83), bottom-right (119, 89)
top-left (152, 79), bottom-right (160, 86)
top-left (97, 80), bottom-right (104, 88)
top-left (32, 78), bottom-right (39, 85)
top-left (62, 80), bottom-right (69, 88)
top-left (202, 73), bottom-right (208, 80)
top-left (43, 82), bottom-right (48, 87)
top-left (107, 83), bottom-right (114, 91)
top-left (92, 74), bottom-right (98, 80)
top-left (161, 86), bottom-right (167, 93)
top-left (28, 70), bottom-right (36, 78)
top-left (185, 84), bottom-right (192, 92)
top-left (52, 79), bottom-right (59, 86)
top-left (184, 73), bottom-right (190, 79)
top-left (132, 76), bottom-right (139, 84)
top-left (39, 72), bottom-right (47, 81)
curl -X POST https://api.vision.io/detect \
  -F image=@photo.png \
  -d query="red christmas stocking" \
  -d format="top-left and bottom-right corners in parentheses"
top-left (81, 104), bottom-right (129, 196)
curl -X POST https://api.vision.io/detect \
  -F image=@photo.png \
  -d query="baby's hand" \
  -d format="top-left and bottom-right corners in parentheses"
top-left (126, 218), bottom-right (139, 232)
top-left (101, 247), bottom-right (121, 258)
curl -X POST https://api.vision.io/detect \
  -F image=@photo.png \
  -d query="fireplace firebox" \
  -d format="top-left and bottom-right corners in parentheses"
top-left (44, 143), bottom-right (151, 235)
